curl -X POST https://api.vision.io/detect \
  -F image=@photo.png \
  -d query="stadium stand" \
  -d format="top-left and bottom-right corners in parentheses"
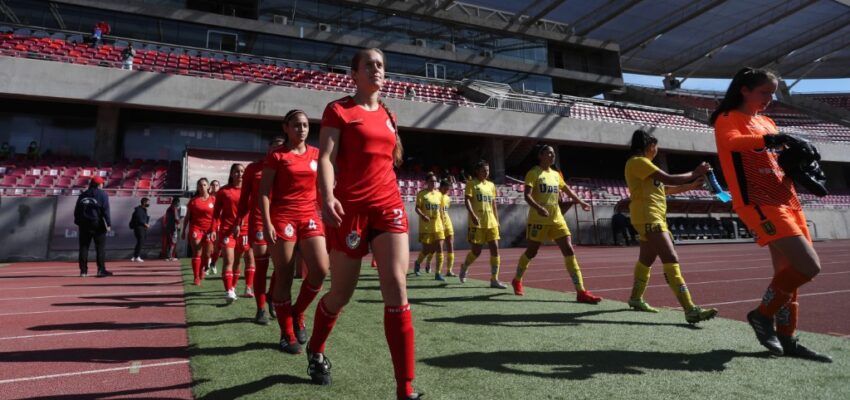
top-left (807, 95), bottom-right (850, 112)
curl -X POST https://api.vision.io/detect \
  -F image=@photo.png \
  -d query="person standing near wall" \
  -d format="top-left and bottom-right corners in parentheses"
top-left (121, 43), bottom-right (136, 71)
top-left (130, 197), bottom-right (150, 262)
top-left (74, 176), bottom-right (113, 277)
top-left (162, 197), bottom-right (181, 261)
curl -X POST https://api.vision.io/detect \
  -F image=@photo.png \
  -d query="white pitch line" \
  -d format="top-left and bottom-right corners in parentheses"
top-left (701, 289), bottom-right (850, 307)
top-left (2, 281), bottom-right (182, 292)
top-left (2, 285), bottom-right (63, 291)
top-left (0, 306), bottom-right (133, 317)
top-left (0, 360), bottom-right (190, 384)
top-left (0, 330), bottom-right (109, 340)
top-left (0, 289), bottom-right (183, 302)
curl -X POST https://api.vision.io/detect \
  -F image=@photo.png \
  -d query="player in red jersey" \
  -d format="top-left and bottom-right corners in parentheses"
top-left (307, 48), bottom-right (420, 400)
top-left (239, 136), bottom-right (286, 325)
top-left (213, 164), bottom-right (254, 304)
top-left (258, 109), bottom-right (329, 354)
top-left (207, 179), bottom-right (222, 275)
top-left (182, 178), bottom-right (215, 285)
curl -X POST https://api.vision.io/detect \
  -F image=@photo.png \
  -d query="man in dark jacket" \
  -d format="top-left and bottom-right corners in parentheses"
top-left (74, 176), bottom-right (112, 277)
top-left (130, 197), bottom-right (151, 262)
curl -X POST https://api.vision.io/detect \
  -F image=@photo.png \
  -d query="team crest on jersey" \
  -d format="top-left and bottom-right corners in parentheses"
top-left (386, 118), bottom-right (395, 133)
top-left (284, 224), bottom-right (294, 237)
top-left (208, 202), bottom-right (214, 208)
top-left (192, 231), bottom-right (198, 239)
top-left (310, 160), bottom-right (318, 171)
top-left (346, 230), bottom-right (361, 249)
top-left (761, 220), bottom-right (776, 236)
top-left (223, 236), bottom-right (230, 244)
top-left (255, 231), bottom-right (264, 241)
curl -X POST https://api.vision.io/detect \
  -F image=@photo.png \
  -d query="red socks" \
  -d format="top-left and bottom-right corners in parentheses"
top-left (293, 280), bottom-right (322, 317)
top-left (777, 290), bottom-right (799, 337)
top-left (384, 304), bottom-right (415, 399)
top-left (273, 300), bottom-right (295, 342)
top-left (223, 271), bottom-right (233, 291)
top-left (231, 268), bottom-right (241, 290)
top-left (254, 256), bottom-right (270, 309)
top-left (307, 298), bottom-right (340, 354)
top-left (758, 267), bottom-right (811, 318)
top-left (246, 265), bottom-right (256, 288)
top-left (191, 256), bottom-right (201, 284)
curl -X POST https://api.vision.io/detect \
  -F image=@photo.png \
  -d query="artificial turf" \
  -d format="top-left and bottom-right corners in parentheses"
top-left (181, 260), bottom-right (850, 400)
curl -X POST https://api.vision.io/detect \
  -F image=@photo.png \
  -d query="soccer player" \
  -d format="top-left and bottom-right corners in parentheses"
top-left (712, 67), bottom-right (830, 362)
top-left (624, 129), bottom-right (718, 325)
top-left (309, 48), bottom-right (420, 400)
top-left (259, 109), bottom-right (329, 354)
top-left (212, 164), bottom-right (254, 304)
top-left (459, 160), bottom-right (506, 289)
top-left (414, 173), bottom-right (446, 281)
top-left (511, 145), bottom-right (602, 304)
top-left (239, 136), bottom-right (286, 324)
top-left (182, 178), bottom-right (215, 286)
top-left (207, 179), bottom-right (222, 275)
top-left (439, 179), bottom-right (457, 277)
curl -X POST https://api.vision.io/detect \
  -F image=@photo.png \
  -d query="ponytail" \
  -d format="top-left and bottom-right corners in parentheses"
top-left (709, 67), bottom-right (779, 125)
top-left (379, 99), bottom-right (404, 167)
top-left (629, 129), bottom-right (658, 156)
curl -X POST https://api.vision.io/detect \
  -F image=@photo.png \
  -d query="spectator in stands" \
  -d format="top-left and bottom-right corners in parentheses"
top-left (712, 67), bottom-right (831, 362)
top-left (74, 176), bottom-right (112, 277)
top-left (91, 21), bottom-right (109, 48)
top-left (121, 43), bottom-right (136, 71)
top-left (26, 140), bottom-right (40, 161)
top-left (129, 197), bottom-right (151, 262)
top-left (162, 197), bottom-right (181, 261)
top-left (405, 87), bottom-right (416, 100)
top-left (612, 210), bottom-right (634, 245)
top-left (0, 142), bottom-right (11, 160)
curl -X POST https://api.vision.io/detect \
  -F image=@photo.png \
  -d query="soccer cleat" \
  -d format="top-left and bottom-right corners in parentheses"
top-left (371, 259), bottom-right (378, 269)
top-left (577, 290), bottom-right (602, 304)
top-left (511, 278), bottom-right (524, 296)
top-left (628, 298), bottom-right (659, 313)
top-left (779, 335), bottom-right (833, 363)
top-left (434, 273), bottom-right (445, 281)
top-left (279, 335), bottom-right (302, 354)
top-left (255, 309), bottom-right (269, 325)
top-left (293, 313), bottom-right (308, 344)
top-left (490, 280), bottom-right (507, 289)
top-left (459, 267), bottom-right (468, 283)
top-left (446, 271), bottom-right (456, 277)
top-left (425, 265), bottom-right (431, 274)
top-left (203, 265), bottom-right (210, 275)
top-left (225, 290), bottom-right (237, 305)
top-left (413, 261), bottom-right (421, 276)
top-left (96, 270), bottom-right (113, 277)
top-left (80, 272), bottom-right (88, 277)
top-left (685, 306), bottom-right (717, 324)
top-left (137, 257), bottom-right (144, 263)
top-left (399, 393), bottom-right (424, 400)
top-left (130, 257), bottom-right (137, 262)
top-left (307, 350), bottom-right (332, 385)
top-left (244, 287), bottom-right (255, 298)
top-left (268, 303), bottom-right (277, 319)
top-left (211, 265), bottom-right (217, 275)
top-left (193, 278), bottom-right (201, 286)
top-left (746, 310), bottom-right (783, 355)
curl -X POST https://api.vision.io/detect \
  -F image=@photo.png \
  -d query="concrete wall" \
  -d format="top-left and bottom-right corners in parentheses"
top-left (3, 57), bottom-right (850, 162)
top-left (804, 209), bottom-right (850, 241)
top-left (0, 197), bottom-right (55, 261)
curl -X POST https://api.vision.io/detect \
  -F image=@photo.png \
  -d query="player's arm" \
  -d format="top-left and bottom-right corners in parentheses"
top-left (237, 166), bottom-right (252, 220)
top-left (561, 183), bottom-right (591, 211)
top-left (181, 205), bottom-right (191, 239)
top-left (258, 166), bottom-right (277, 244)
top-left (464, 195), bottom-right (479, 226)
top-left (649, 163), bottom-right (710, 186)
top-left (523, 184), bottom-right (548, 216)
top-left (318, 125), bottom-right (344, 227)
top-left (414, 194), bottom-right (429, 221)
top-left (492, 197), bottom-right (499, 224)
top-left (665, 178), bottom-right (705, 195)
top-left (715, 118), bottom-right (791, 151)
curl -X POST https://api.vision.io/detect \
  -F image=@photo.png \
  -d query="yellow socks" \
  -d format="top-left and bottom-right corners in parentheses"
top-left (435, 252), bottom-right (444, 275)
top-left (461, 252), bottom-right (478, 273)
top-left (663, 263), bottom-right (695, 310)
top-left (490, 256), bottom-right (500, 281)
top-left (630, 262), bottom-right (652, 300)
top-left (515, 253), bottom-right (531, 280)
top-left (446, 252), bottom-right (455, 274)
top-left (564, 255), bottom-right (585, 292)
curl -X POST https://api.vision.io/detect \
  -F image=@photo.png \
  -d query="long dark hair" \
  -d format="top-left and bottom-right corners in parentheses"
top-left (226, 163), bottom-right (243, 186)
top-left (352, 48), bottom-right (403, 167)
top-left (282, 109), bottom-right (307, 144)
top-left (709, 67), bottom-right (779, 125)
top-left (195, 178), bottom-right (208, 197)
top-left (629, 129), bottom-right (658, 156)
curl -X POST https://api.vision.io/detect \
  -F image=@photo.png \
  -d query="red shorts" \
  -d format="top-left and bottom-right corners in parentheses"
top-left (272, 214), bottom-right (324, 243)
top-left (249, 223), bottom-right (268, 247)
top-left (326, 199), bottom-right (409, 259)
top-left (220, 232), bottom-right (250, 252)
top-left (189, 226), bottom-right (212, 243)
top-left (736, 204), bottom-right (811, 246)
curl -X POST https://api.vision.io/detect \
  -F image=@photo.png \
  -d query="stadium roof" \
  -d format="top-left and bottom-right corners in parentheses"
top-left (457, 0), bottom-right (850, 80)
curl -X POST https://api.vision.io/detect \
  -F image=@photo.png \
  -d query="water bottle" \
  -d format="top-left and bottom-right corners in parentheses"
top-left (705, 169), bottom-right (732, 203)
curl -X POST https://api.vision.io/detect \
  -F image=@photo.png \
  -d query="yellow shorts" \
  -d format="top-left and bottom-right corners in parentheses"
top-left (467, 226), bottom-right (500, 245)
top-left (632, 220), bottom-right (668, 242)
top-left (526, 222), bottom-right (571, 243)
top-left (443, 220), bottom-right (454, 237)
top-left (419, 231), bottom-right (446, 245)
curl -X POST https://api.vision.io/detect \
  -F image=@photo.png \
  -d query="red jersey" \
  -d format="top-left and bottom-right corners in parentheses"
top-left (188, 195), bottom-right (216, 232)
top-left (321, 96), bottom-right (400, 205)
top-left (714, 110), bottom-right (800, 210)
top-left (264, 144), bottom-right (320, 219)
top-left (213, 184), bottom-right (248, 235)
top-left (238, 160), bottom-right (265, 228)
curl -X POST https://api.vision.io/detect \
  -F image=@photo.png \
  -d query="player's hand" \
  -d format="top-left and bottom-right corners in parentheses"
top-left (209, 231), bottom-right (217, 242)
top-left (693, 162), bottom-right (710, 177)
top-left (580, 202), bottom-right (591, 212)
top-left (536, 207), bottom-right (549, 217)
top-left (265, 223), bottom-right (276, 245)
top-left (471, 214), bottom-right (480, 227)
top-left (763, 133), bottom-right (794, 148)
top-left (422, 215), bottom-right (431, 222)
top-left (323, 197), bottom-right (345, 228)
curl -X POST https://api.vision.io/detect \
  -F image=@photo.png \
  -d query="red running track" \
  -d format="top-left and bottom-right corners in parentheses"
top-left (0, 260), bottom-right (192, 400)
top-left (460, 239), bottom-right (850, 337)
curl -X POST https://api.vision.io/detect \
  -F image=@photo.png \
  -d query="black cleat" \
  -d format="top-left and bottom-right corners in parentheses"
top-left (279, 336), bottom-right (302, 354)
top-left (96, 270), bottom-right (113, 277)
top-left (747, 310), bottom-right (783, 356)
top-left (293, 313), bottom-right (308, 345)
top-left (779, 335), bottom-right (833, 363)
top-left (307, 350), bottom-right (332, 385)
top-left (400, 393), bottom-right (424, 400)
top-left (255, 309), bottom-right (269, 325)
top-left (268, 302), bottom-right (277, 319)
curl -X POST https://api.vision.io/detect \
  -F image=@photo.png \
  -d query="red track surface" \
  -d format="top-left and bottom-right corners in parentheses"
top-left (461, 239), bottom-right (850, 337)
top-left (0, 260), bottom-right (192, 400)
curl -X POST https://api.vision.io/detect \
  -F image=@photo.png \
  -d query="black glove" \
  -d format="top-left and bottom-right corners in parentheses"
top-left (763, 134), bottom-right (794, 148)
top-left (778, 138), bottom-right (829, 197)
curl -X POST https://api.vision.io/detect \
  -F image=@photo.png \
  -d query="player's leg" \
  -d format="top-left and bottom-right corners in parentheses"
top-left (556, 235), bottom-right (601, 304)
top-left (649, 231), bottom-right (717, 324)
top-left (270, 238), bottom-right (300, 353)
top-left (512, 239), bottom-right (541, 296)
top-left (628, 237), bottom-right (658, 312)
top-left (293, 235), bottom-right (330, 345)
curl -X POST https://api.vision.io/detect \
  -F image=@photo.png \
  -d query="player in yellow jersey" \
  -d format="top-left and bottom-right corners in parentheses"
top-left (511, 145), bottom-right (602, 304)
top-left (624, 129), bottom-right (717, 325)
top-left (438, 179), bottom-right (457, 278)
top-left (459, 160), bottom-right (505, 289)
top-left (413, 173), bottom-right (446, 279)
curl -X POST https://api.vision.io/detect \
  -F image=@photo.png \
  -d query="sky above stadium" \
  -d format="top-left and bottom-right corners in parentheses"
top-left (624, 74), bottom-right (850, 94)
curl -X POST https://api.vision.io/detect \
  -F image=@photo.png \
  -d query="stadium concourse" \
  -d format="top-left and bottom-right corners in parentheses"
top-left (1, 0), bottom-right (850, 398)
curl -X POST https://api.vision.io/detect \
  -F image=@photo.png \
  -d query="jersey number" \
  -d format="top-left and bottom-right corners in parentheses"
top-left (392, 209), bottom-right (403, 226)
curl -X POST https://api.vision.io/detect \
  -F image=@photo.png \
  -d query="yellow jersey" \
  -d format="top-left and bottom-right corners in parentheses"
top-left (524, 166), bottom-right (567, 225)
top-left (465, 178), bottom-right (498, 228)
top-left (415, 189), bottom-right (445, 233)
top-left (624, 156), bottom-right (666, 224)
top-left (440, 193), bottom-right (453, 230)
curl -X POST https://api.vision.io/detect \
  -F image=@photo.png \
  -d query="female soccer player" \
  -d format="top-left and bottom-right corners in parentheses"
top-left (624, 129), bottom-right (717, 325)
top-left (259, 109), bottom-right (329, 354)
top-left (207, 179), bottom-right (222, 275)
top-left (182, 178), bottom-right (215, 285)
top-left (240, 136), bottom-right (286, 324)
top-left (439, 179), bottom-right (457, 278)
top-left (415, 172), bottom-right (446, 281)
top-left (213, 164), bottom-right (254, 304)
top-left (712, 67), bottom-right (830, 361)
top-left (309, 48), bottom-right (420, 400)
top-left (511, 145), bottom-right (602, 304)
top-left (459, 160), bottom-right (506, 289)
